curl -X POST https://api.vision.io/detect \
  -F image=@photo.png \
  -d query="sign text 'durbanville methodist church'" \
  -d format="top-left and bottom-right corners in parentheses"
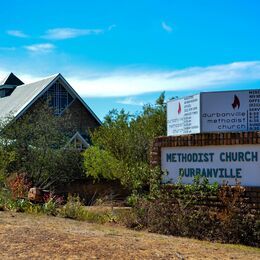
top-left (167, 89), bottom-right (260, 136)
top-left (161, 145), bottom-right (260, 186)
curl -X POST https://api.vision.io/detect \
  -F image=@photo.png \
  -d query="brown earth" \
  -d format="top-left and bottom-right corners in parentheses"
top-left (0, 211), bottom-right (259, 259)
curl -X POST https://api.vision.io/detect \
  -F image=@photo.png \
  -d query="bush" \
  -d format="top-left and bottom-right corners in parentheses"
top-left (130, 181), bottom-right (260, 247)
top-left (59, 194), bottom-right (86, 220)
top-left (0, 148), bottom-right (15, 188)
top-left (59, 194), bottom-right (113, 223)
top-left (6, 173), bottom-right (32, 199)
top-left (42, 193), bottom-right (64, 216)
top-left (0, 187), bottom-right (12, 211)
top-left (2, 197), bottom-right (43, 214)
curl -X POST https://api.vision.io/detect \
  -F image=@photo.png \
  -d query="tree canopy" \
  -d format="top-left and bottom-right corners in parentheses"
top-left (83, 92), bottom-right (167, 191)
top-left (0, 101), bottom-right (83, 189)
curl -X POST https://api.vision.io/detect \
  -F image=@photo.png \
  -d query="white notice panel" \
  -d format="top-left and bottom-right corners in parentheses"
top-left (167, 94), bottom-right (200, 136)
top-left (201, 90), bottom-right (260, 133)
top-left (161, 145), bottom-right (260, 186)
top-left (167, 89), bottom-right (260, 136)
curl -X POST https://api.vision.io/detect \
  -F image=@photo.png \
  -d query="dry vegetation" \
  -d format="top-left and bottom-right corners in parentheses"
top-left (0, 211), bottom-right (259, 259)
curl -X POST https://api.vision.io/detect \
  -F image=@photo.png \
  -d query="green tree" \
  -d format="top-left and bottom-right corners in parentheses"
top-left (0, 148), bottom-right (15, 188)
top-left (0, 101), bottom-right (83, 189)
top-left (83, 146), bottom-right (124, 181)
top-left (83, 92), bottom-right (167, 191)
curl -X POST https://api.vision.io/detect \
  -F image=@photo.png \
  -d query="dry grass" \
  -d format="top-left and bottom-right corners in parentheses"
top-left (0, 211), bottom-right (259, 259)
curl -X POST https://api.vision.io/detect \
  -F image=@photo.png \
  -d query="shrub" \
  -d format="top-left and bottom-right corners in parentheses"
top-left (42, 193), bottom-right (64, 216)
top-left (0, 187), bottom-right (12, 211)
top-left (59, 194), bottom-right (113, 223)
top-left (0, 148), bottom-right (15, 188)
top-left (6, 173), bottom-right (31, 199)
top-left (59, 194), bottom-right (88, 220)
top-left (130, 181), bottom-right (260, 247)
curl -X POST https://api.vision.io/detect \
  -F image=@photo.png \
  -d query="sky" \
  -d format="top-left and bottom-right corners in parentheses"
top-left (0, 0), bottom-right (260, 120)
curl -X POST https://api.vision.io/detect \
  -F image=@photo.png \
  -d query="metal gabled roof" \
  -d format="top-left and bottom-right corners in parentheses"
top-left (0, 74), bottom-right (58, 120)
top-left (0, 73), bottom-right (101, 125)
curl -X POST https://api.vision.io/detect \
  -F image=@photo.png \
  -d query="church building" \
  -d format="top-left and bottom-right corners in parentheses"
top-left (0, 72), bottom-right (101, 149)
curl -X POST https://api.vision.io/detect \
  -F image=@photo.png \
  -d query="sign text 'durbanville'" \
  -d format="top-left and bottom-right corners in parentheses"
top-left (161, 145), bottom-right (260, 186)
top-left (167, 89), bottom-right (260, 136)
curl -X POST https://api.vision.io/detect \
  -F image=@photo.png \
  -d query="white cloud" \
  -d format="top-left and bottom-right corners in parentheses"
top-left (43, 28), bottom-right (104, 40)
top-left (7, 30), bottom-right (28, 38)
top-left (68, 61), bottom-right (260, 97)
top-left (1, 61), bottom-right (260, 98)
top-left (161, 21), bottom-right (173, 33)
top-left (24, 43), bottom-right (55, 53)
top-left (117, 97), bottom-right (144, 106)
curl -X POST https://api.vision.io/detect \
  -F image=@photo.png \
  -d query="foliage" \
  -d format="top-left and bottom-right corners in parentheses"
top-left (0, 190), bottom-right (42, 214)
top-left (128, 181), bottom-right (260, 247)
top-left (6, 173), bottom-right (32, 199)
top-left (92, 92), bottom-right (166, 165)
top-left (0, 147), bottom-right (15, 188)
top-left (0, 190), bottom-right (112, 224)
top-left (0, 188), bottom-right (10, 211)
top-left (0, 101), bottom-right (83, 189)
top-left (60, 194), bottom-right (88, 220)
top-left (5, 198), bottom-right (32, 213)
top-left (84, 92), bottom-right (167, 191)
top-left (42, 193), bottom-right (64, 216)
top-left (83, 146), bottom-right (124, 181)
top-left (59, 194), bottom-right (110, 223)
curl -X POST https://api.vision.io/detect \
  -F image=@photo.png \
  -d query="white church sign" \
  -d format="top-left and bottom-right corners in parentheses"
top-left (167, 94), bottom-right (200, 136)
top-left (161, 145), bottom-right (260, 186)
top-left (167, 89), bottom-right (260, 136)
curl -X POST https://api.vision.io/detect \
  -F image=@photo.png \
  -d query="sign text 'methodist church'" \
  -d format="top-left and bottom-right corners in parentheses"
top-left (162, 89), bottom-right (260, 187)
top-left (0, 72), bottom-right (101, 149)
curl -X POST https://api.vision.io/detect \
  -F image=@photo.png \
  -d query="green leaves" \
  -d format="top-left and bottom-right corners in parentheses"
top-left (84, 93), bottom-right (167, 191)
top-left (83, 146), bottom-right (124, 181)
top-left (0, 101), bottom-right (81, 189)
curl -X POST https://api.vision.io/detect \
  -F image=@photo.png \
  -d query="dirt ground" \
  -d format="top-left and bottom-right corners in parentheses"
top-left (0, 211), bottom-right (259, 259)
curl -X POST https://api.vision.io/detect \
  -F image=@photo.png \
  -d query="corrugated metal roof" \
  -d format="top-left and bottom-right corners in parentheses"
top-left (0, 73), bottom-right (101, 126)
top-left (0, 74), bottom-right (58, 119)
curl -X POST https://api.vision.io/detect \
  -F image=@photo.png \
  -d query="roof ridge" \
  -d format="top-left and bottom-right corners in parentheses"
top-left (17, 73), bottom-right (59, 88)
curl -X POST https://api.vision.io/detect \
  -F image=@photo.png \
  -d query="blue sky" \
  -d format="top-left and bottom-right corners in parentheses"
top-left (1, 0), bottom-right (260, 120)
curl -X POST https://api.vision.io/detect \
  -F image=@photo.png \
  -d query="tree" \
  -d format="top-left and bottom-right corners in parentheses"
top-left (0, 147), bottom-right (15, 188)
top-left (83, 146), bottom-right (124, 181)
top-left (83, 92), bottom-right (167, 191)
top-left (0, 100), bottom-right (83, 189)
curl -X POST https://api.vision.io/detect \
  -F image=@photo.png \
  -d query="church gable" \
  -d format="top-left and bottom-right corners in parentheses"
top-left (42, 78), bottom-right (75, 115)
top-left (0, 73), bottom-right (101, 147)
top-left (66, 98), bottom-right (101, 138)
top-left (0, 73), bottom-right (101, 128)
